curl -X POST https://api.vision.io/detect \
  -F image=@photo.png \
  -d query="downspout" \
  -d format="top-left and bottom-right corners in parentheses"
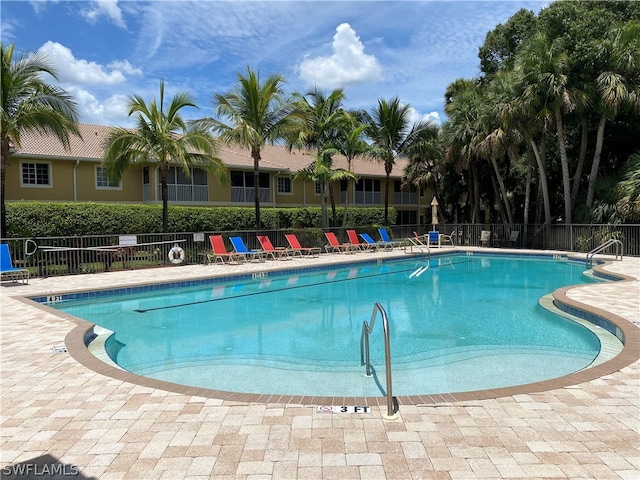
top-left (272, 170), bottom-right (284, 205)
top-left (73, 159), bottom-right (80, 201)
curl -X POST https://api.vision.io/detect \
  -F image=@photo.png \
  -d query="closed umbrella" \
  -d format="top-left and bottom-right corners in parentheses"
top-left (431, 197), bottom-right (439, 230)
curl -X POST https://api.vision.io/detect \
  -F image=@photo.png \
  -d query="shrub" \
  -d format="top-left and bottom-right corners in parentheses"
top-left (5, 202), bottom-right (395, 237)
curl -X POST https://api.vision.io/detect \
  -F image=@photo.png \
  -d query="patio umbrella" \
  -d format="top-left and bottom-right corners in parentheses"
top-left (431, 197), bottom-right (439, 230)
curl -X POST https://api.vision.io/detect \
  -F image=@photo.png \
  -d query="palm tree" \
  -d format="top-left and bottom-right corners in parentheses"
top-left (365, 97), bottom-right (436, 225)
top-left (402, 128), bottom-right (443, 225)
top-left (334, 114), bottom-right (372, 229)
top-left (102, 80), bottom-right (227, 233)
top-left (208, 67), bottom-right (298, 230)
top-left (290, 88), bottom-right (349, 224)
top-left (518, 33), bottom-right (576, 223)
top-left (476, 70), bottom-right (526, 226)
top-left (1, 43), bottom-right (81, 238)
top-left (614, 153), bottom-right (640, 223)
top-left (586, 21), bottom-right (640, 208)
top-left (294, 150), bottom-right (356, 228)
top-left (502, 67), bottom-right (553, 226)
top-left (441, 80), bottom-right (484, 223)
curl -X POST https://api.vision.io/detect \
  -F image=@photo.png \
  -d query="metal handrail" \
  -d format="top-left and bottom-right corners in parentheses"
top-left (586, 239), bottom-right (624, 267)
top-left (360, 302), bottom-right (394, 418)
top-left (404, 236), bottom-right (431, 255)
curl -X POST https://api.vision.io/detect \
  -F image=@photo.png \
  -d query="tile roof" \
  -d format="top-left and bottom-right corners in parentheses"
top-left (14, 122), bottom-right (408, 178)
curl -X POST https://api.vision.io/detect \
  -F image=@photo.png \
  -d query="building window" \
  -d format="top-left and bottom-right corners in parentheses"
top-left (314, 181), bottom-right (322, 195)
top-left (354, 178), bottom-right (381, 204)
top-left (230, 170), bottom-right (270, 203)
top-left (230, 170), bottom-right (269, 188)
top-left (355, 178), bottom-right (380, 193)
top-left (96, 166), bottom-right (121, 189)
top-left (277, 176), bottom-right (292, 194)
top-left (21, 162), bottom-right (51, 187)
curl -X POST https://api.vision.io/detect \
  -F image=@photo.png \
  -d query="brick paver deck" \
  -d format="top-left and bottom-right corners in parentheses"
top-left (1, 247), bottom-right (638, 479)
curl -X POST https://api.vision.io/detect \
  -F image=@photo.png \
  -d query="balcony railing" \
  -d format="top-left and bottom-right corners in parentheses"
top-left (143, 184), bottom-right (209, 202)
top-left (393, 191), bottom-right (418, 205)
top-left (354, 191), bottom-right (382, 205)
top-left (231, 186), bottom-right (270, 203)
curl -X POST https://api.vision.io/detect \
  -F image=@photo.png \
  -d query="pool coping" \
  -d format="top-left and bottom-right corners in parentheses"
top-left (13, 249), bottom-right (640, 408)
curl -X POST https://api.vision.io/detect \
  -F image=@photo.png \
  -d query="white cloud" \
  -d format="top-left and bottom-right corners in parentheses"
top-left (108, 60), bottom-right (143, 77)
top-left (38, 41), bottom-right (138, 85)
top-left (81, 0), bottom-right (126, 29)
top-left (407, 107), bottom-right (441, 128)
top-left (297, 23), bottom-right (383, 90)
top-left (65, 87), bottom-right (132, 126)
top-left (422, 111), bottom-right (442, 127)
top-left (64, 87), bottom-right (105, 124)
top-left (102, 94), bottom-right (134, 126)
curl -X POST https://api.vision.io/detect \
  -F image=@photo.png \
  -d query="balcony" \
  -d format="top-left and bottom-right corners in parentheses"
top-left (143, 184), bottom-right (209, 202)
top-left (231, 186), bottom-right (270, 203)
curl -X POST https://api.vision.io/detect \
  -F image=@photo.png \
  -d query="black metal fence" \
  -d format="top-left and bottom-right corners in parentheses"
top-left (2, 223), bottom-right (638, 278)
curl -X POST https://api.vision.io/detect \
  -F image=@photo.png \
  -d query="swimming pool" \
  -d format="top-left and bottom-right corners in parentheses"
top-left (43, 253), bottom-right (612, 397)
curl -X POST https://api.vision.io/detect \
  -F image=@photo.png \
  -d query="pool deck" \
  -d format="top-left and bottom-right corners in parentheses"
top-left (1, 247), bottom-right (638, 479)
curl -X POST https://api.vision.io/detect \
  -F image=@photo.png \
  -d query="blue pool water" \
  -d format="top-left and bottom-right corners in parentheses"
top-left (48, 254), bottom-right (602, 396)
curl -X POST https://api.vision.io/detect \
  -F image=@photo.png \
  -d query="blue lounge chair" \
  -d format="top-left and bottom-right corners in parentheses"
top-left (378, 228), bottom-right (405, 248)
top-left (1, 243), bottom-right (29, 284)
top-left (229, 236), bottom-right (265, 262)
top-left (360, 233), bottom-right (392, 250)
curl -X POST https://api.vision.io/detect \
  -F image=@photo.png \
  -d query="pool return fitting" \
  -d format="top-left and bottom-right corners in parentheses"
top-left (361, 302), bottom-right (398, 420)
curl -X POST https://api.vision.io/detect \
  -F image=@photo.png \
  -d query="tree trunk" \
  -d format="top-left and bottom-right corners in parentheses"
top-left (159, 165), bottom-right (169, 233)
top-left (0, 136), bottom-right (9, 239)
top-left (570, 118), bottom-right (589, 209)
top-left (384, 168), bottom-right (391, 225)
top-left (524, 148), bottom-right (533, 227)
top-left (489, 155), bottom-right (514, 225)
top-left (328, 183), bottom-right (337, 226)
top-left (341, 174), bottom-right (351, 230)
top-left (554, 108), bottom-right (572, 223)
top-left (586, 113), bottom-right (607, 208)
top-left (471, 161), bottom-right (480, 223)
top-left (251, 145), bottom-right (262, 230)
top-left (489, 173), bottom-right (503, 224)
top-left (530, 138), bottom-right (551, 225)
top-left (320, 182), bottom-right (329, 228)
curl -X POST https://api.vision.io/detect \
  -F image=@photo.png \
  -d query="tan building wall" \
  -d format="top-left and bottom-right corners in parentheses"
top-left (6, 155), bottom-right (430, 219)
top-left (5, 157), bottom-right (143, 203)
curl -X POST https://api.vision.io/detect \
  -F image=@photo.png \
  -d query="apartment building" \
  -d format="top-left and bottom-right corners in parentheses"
top-left (5, 123), bottom-right (433, 225)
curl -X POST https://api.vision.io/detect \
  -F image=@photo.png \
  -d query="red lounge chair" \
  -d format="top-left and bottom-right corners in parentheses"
top-left (347, 229), bottom-right (374, 251)
top-left (207, 235), bottom-right (245, 265)
top-left (284, 234), bottom-right (321, 257)
top-left (257, 235), bottom-right (290, 260)
top-left (324, 232), bottom-right (357, 254)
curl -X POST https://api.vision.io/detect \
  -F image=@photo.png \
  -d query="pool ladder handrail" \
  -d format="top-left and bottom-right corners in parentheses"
top-left (360, 302), bottom-right (395, 418)
top-left (586, 238), bottom-right (623, 268)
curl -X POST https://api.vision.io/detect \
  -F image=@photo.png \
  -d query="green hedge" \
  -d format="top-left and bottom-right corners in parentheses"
top-left (5, 202), bottom-right (396, 237)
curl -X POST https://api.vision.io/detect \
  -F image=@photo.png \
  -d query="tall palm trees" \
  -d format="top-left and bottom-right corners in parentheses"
top-left (365, 97), bottom-right (437, 225)
top-left (293, 151), bottom-right (356, 228)
top-left (102, 80), bottom-right (227, 233)
top-left (208, 67), bottom-right (297, 230)
top-left (402, 127), bottom-right (443, 224)
top-left (586, 21), bottom-right (640, 208)
top-left (441, 80), bottom-right (483, 223)
top-left (334, 118), bottom-right (371, 229)
top-left (517, 33), bottom-right (577, 223)
top-left (1, 43), bottom-right (81, 239)
top-left (290, 88), bottom-right (372, 228)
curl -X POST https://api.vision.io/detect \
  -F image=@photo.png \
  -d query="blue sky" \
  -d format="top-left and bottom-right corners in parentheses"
top-left (2, 0), bottom-right (547, 128)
